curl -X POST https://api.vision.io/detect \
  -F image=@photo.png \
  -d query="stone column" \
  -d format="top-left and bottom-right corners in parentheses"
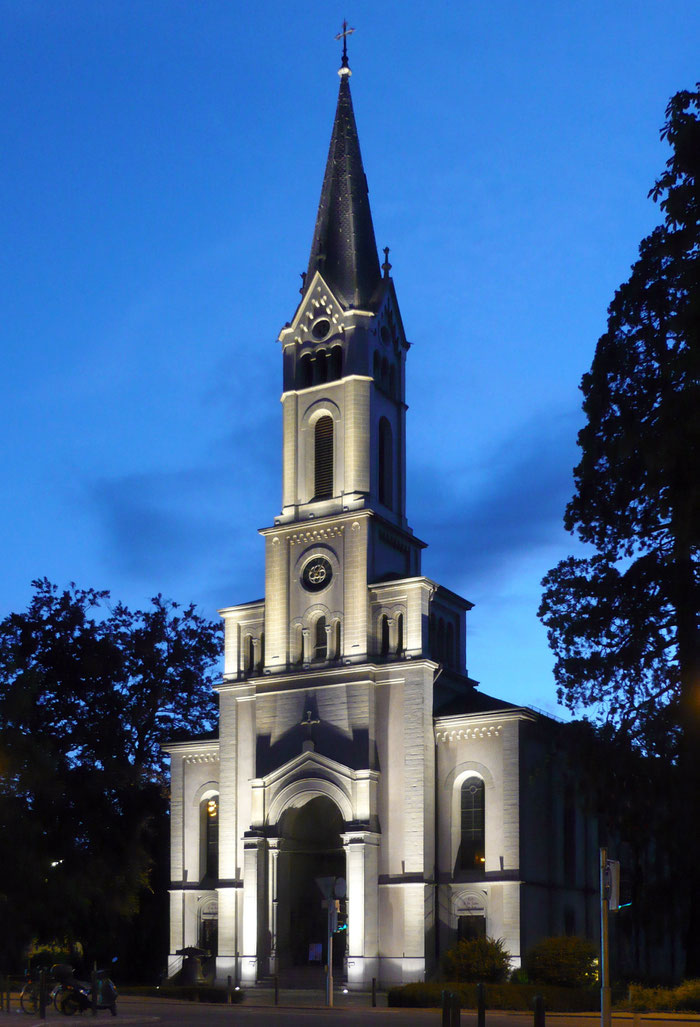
top-left (302, 628), bottom-right (310, 665)
top-left (241, 834), bottom-right (265, 984)
top-left (341, 830), bottom-right (380, 987)
top-left (267, 840), bottom-right (280, 975)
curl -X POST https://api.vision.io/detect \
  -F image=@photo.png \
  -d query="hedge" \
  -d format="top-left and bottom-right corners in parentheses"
top-left (156, 984), bottom-right (245, 1004)
top-left (388, 981), bottom-right (599, 1011)
top-left (627, 980), bottom-right (700, 1013)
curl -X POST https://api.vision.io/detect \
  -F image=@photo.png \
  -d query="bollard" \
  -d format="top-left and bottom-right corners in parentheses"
top-left (450, 990), bottom-right (461, 1027)
top-left (441, 989), bottom-right (451, 1027)
top-left (476, 981), bottom-right (486, 1027)
top-left (274, 973), bottom-right (279, 1005)
top-left (371, 976), bottom-right (377, 1007)
top-left (227, 974), bottom-right (232, 1004)
top-left (39, 970), bottom-right (47, 1021)
top-left (534, 994), bottom-right (545, 1027)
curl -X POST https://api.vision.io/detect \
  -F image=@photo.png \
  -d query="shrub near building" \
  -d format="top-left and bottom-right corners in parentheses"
top-left (523, 936), bottom-right (598, 988)
top-left (442, 937), bottom-right (512, 983)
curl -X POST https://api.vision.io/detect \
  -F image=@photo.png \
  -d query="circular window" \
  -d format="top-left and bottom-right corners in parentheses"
top-left (312, 318), bottom-right (331, 340)
top-left (301, 556), bottom-right (333, 592)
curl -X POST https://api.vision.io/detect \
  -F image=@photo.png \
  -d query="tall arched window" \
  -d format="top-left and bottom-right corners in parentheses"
top-left (460, 776), bottom-right (485, 873)
top-left (334, 619), bottom-right (342, 660)
top-left (200, 796), bottom-right (219, 881)
top-left (378, 417), bottom-right (393, 509)
top-left (314, 616), bottom-right (327, 660)
top-left (380, 614), bottom-right (390, 657)
top-left (330, 346), bottom-right (342, 381)
top-left (314, 350), bottom-right (328, 384)
top-left (396, 612), bottom-right (404, 655)
top-left (299, 353), bottom-right (312, 389)
top-left (314, 416), bottom-right (333, 498)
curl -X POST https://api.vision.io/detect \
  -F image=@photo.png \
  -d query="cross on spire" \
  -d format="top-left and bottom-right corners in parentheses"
top-left (335, 19), bottom-right (355, 73)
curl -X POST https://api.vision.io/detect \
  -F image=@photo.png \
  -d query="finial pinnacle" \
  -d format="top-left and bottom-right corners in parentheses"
top-left (382, 246), bottom-right (392, 277)
top-left (335, 19), bottom-right (355, 76)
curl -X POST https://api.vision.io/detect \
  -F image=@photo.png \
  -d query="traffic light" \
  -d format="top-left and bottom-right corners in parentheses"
top-left (336, 899), bottom-right (348, 933)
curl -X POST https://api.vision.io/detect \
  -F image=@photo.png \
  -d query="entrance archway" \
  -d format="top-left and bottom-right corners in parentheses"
top-left (276, 796), bottom-right (345, 974)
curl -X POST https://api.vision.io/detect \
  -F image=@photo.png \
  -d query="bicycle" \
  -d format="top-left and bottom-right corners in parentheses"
top-left (19, 971), bottom-right (64, 1014)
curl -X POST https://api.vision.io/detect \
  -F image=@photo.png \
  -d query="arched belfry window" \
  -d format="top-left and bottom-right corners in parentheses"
top-left (396, 612), bottom-right (404, 655)
top-left (460, 776), bottom-right (485, 873)
top-left (314, 416), bottom-right (333, 499)
top-left (378, 418), bottom-right (393, 509)
top-left (314, 616), bottom-right (328, 660)
top-left (380, 614), bottom-right (390, 657)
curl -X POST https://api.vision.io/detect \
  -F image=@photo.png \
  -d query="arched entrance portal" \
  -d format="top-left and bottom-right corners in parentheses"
top-left (276, 796), bottom-right (346, 973)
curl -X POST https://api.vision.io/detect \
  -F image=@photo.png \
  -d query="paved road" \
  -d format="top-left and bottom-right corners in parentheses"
top-left (3, 995), bottom-right (700, 1027)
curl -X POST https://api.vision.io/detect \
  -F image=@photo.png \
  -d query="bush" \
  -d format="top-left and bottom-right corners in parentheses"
top-left (387, 981), bottom-right (599, 1011)
top-left (442, 937), bottom-right (511, 983)
top-left (524, 935), bottom-right (598, 988)
top-left (627, 980), bottom-right (700, 1013)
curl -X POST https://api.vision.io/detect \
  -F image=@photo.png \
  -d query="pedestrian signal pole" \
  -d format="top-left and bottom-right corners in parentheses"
top-left (600, 849), bottom-right (620, 1027)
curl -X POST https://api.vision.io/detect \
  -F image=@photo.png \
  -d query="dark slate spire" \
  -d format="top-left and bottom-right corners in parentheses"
top-left (306, 58), bottom-right (382, 309)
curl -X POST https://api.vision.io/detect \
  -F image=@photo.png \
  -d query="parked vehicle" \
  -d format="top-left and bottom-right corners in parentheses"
top-left (50, 963), bottom-right (117, 1017)
top-left (19, 969), bottom-right (66, 1014)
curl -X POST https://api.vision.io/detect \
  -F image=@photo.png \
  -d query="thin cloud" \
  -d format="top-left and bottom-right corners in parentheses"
top-left (413, 406), bottom-right (581, 591)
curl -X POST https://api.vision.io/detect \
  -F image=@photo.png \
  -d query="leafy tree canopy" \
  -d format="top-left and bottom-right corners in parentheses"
top-left (539, 85), bottom-right (699, 755)
top-left (0, 578), bottom-right (222, 970)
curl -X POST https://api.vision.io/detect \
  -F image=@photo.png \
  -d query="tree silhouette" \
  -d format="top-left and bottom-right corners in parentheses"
top-left (0, 578), bottom-right (221, 972)
top-left (539, 85), bottom-right (699, 973)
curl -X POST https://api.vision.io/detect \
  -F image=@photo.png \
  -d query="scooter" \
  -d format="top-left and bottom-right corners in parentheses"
top-left (51, 963), bottom-right (118, 1017)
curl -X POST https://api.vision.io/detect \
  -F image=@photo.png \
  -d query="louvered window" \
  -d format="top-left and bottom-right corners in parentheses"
top-left (314, 416), bottom-right (334, 498)
top-left (314, 616), bottom-right (328, 660)
top-left (378, 417), bottom-right (393, 508)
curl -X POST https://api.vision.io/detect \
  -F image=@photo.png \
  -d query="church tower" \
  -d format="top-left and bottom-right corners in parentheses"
top-left (166, 38), bottom-right (598, 993)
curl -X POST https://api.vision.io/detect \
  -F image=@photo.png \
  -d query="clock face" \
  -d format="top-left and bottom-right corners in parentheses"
top-left (301, 557), bottom-right (333, 593)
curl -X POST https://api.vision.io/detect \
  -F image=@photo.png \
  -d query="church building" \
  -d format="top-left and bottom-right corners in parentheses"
top-left (166, 45), bottom-right (598, 988)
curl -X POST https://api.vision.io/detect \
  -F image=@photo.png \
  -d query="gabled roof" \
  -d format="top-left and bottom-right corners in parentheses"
top-left (306, 69), bottom-right (382, 309)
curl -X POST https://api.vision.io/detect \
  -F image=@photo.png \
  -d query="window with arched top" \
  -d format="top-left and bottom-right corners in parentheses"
top-left (200, 795), bottom-right (219, 881)
top-left (330, 346), bottom-right (342, 381)
top-left (380, 614), bottom-right (390, 657)
top-left (314, 416), bottom-right (334, 498)
top-left (460, 776), bottom-right (485, 873)
top-left (378, 417), bottom-right (393, 509)
top-left (373, 351), bottom-right (381, 380)
top-left (334, 619), bottom-right (342, 660)
top-left (314, 616), bottom-right (327, 660)
top-left (396, 612), bottom-right (404, 655)
top-left (314, 350), bottom-right (328, 384)
top-left (299, 353), bottom-right (313, 389)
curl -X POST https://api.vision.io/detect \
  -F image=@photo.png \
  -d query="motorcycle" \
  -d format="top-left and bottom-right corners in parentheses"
top-left (50, 963), bottom-right (118, 1017)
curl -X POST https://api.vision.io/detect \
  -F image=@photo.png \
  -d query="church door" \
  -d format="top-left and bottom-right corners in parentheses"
top-left (276, 796), bottom-right (346, 975)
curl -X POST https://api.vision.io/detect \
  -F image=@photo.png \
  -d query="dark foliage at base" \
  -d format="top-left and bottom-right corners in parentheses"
top-left (157, 984), bottom-right (245, 1004)
top-left (388, 981), bottom-right (599, 1011)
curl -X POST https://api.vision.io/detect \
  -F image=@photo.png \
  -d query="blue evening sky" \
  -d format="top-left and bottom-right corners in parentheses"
top-left (2, 1), bottom-right (698, 717)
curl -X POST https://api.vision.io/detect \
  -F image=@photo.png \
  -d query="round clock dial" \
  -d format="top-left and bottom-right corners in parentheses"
top-left (302, 557), bottom-right (333, 592)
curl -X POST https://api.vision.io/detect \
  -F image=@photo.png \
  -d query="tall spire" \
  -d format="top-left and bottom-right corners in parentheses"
top-left (305, 34), bottom-right (381, 309)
